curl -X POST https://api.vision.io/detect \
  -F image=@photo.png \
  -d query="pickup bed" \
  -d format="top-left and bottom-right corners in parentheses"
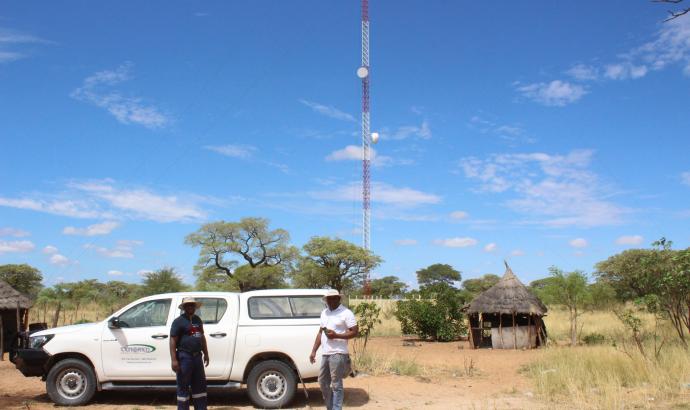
top-left (14, 289), bottom-right (328, 408)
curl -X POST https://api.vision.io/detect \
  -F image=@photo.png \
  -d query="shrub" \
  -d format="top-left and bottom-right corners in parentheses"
top-left (394, 283), bottom-right (466, 342)
top-left (582, 332), bottom-right (607, 345)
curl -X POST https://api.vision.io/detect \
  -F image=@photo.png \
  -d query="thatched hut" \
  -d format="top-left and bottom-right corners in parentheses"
top-left (466, 262), bottom-right (547, 349)
top-left (0, 280), bottom-right (32, 359)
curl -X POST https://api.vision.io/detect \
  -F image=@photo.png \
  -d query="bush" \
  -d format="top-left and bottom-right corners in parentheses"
top-left (394, 283), bottom-right (466, 342)
top-left (582, 332), bottom-right (607, 345)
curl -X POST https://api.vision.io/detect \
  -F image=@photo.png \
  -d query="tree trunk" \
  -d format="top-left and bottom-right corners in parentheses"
top-left (52, 302), bottom-right (61, 328)
top-left (570, 307), bottom-right (577, 347)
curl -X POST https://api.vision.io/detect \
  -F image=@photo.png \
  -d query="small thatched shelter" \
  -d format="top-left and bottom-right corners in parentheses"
top-left (466, 262), bottom-right (547, 349)
top-left (0, 280), bottom-right (32, 359)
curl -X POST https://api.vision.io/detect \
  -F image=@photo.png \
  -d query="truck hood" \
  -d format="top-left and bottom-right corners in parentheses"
top-left (32, 322), bottom-right (100, 337)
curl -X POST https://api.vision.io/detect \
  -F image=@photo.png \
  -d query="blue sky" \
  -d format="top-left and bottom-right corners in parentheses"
top-left (1, 1), bottom-right (690, 288)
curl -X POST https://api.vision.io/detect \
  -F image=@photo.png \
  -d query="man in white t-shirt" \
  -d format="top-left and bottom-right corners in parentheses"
top-left (309, 289), bottom-right (358, 410)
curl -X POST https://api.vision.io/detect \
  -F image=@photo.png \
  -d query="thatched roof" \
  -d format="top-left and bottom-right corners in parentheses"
top-left (0, 280), bottom-right (32, 310)
top-left (467, 262), bottom-right (547, 315)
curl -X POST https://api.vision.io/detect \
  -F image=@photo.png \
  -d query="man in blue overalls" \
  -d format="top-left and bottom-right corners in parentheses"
top-left (170, 297), bottom-right (209, 410)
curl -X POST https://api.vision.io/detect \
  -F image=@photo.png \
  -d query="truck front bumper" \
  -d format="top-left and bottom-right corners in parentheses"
top-left (13, 348), bottom-right (50, 377)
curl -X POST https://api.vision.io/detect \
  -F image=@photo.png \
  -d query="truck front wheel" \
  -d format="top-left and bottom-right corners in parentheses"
top-left (246, 360), bottom-right (297, 409)
top-left (46, 358), bottom-right (97, 406)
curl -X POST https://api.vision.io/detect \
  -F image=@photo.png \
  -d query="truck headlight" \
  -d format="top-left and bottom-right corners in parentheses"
top-left (29, 334), bottom-right (54, 349)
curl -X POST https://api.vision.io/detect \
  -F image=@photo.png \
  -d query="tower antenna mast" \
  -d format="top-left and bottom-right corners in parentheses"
top-left (356, 0), bottom-right (375, 296)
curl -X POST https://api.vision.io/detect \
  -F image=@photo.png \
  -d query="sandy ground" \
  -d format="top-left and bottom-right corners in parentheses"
top-left (0, 338), bottom-right (544, 409)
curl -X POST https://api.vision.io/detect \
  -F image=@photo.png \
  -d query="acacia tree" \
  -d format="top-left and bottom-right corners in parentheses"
top-left (295, 237), bottom-right (382, 292)
top-left (141, 268), bottom-right (188, 295)
top-left (655, 0), bottom-right (690, 21)
top-left (537, 267), bottom-right (591, 347)
top-left (186, 218), bottom-right (296, 292)
top-left (0, 264), bottom-right (43, 298)
top-left (416, 264), bottom-right (461, 288)
top-left (368, 276), bottom-right (408, 298)
top-left (596, 238), bottom-right (690, 347)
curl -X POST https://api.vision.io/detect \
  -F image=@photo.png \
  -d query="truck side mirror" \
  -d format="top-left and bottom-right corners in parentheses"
top-left (108, 317), bottom-right (121, 329)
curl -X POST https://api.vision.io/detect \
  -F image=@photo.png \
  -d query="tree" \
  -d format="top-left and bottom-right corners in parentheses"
top-left (462, 274), bottom-right (500, 298)
top-left (295, 237), bottom-right (382, 292)
top-left (655, 0), bottom-right (690, 21)
top-left (368, 276), bottom-right (408, 298)
top-left (416, 264), bottom-right (461, 288)
top-left (101, 281), bottom-right (141, 313)
top-left (232, 264), bottom-right (288, 291)
top-left (141, 267), bottom-right (188, 295)
top-left (538, 267), bottom-right (590, 347)
top-left (0, 264), bottom-right (43, 298)
top-left (185, 218), bottom-right (296, 292)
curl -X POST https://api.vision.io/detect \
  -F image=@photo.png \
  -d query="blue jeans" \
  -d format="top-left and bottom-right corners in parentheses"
top-left (319, 354), bottom-right (351, 410)
top-left (176, 351), bottom-right (207, 410)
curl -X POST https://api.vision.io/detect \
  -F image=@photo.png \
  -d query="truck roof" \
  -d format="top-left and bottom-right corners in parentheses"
top-left (142, 288), bottom-right (329, 299)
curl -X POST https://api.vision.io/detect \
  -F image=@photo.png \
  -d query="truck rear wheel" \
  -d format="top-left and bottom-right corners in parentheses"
top-left (246, 360), bottom-right (297, 409)
top-left (46, 358), bottom-right (97, 406)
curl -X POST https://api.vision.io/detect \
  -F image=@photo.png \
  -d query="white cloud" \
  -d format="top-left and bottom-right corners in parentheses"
top-left (450, 211), bottom-right (469, 220)
top-left (42, 245), bottom-right (58, 254)
top-left (63, 221), bottom-right (119, 236)
top-left (0, 197), bottom-right (105, 219)
top-left (0, 29), bottom-right (50, 64)
top-left (49, 254), bottom-right (70, 266)
top-left (325, 145), bottom-right (396, 167)
top-left (615, 235), bottom-right (644, 246)
top-left (394, 239), bottom-right (418, 246)
top-left (569, 238), bottom-right (588, 248)
top-left (483, 242), bottom-right (497, 253)
top-left (433, 237), bottom-right (478, 248)
top-left (510, 249), bottom-right (525, 256)
top-left (468, 116), bottom-right (536, 145)
top-left (380, 120), bottom-right (432, 140)
top-left (603, 63), bottom-right (648, 80)
top-left (460, 150), bottom-right (626, 227)
top-left (299, 99), bottom-right (356, 122)
top-left (71, 62), bottom-right (170, 129)
top-left (566, 64), bottom-right (599, 81)
top-left (309, 182), bottom-right (441, 207)
top-left (84, 240), bottom-right (142, 259)
top-left (107, 270), bottom-right (124, 276)
top-left (71, 180), bottom-right (208, 223)
top-left (204, 144), bottom-right (256, 159)
top-left (0, 181), bottom-right (209, 223)
top-left (0, 240), bottom-right (35, 254)
top-left (0, 227), bottom-right (30, 237)
top-left (516, 80), bottom-right (587, 106)
top-left (681, 171), bottom-right (690, 186)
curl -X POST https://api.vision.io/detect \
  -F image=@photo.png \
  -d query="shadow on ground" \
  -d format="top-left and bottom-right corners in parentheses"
top-left (25, 386), bottom-right (369, 408)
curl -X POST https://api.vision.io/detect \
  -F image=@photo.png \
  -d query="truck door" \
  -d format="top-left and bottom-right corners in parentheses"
top-left (189, 296), bottom-right (237, 379)
top-left (101, 297), bottom-right (175, 379)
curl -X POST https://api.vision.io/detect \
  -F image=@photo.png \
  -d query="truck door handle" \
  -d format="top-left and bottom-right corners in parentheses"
top-left (210, 332), bottom-right (227, 338)
top-left (151, 334), bottom-right (168, 339)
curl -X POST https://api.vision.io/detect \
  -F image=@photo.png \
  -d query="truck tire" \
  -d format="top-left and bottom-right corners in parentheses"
top-left (246, 359), bottom-right (297, 409)
top-left (46, 358), bottom-right (97, 406)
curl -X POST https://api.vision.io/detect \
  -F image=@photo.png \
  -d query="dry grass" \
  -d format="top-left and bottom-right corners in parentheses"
top-left (525, 344), bottom-right (690, 409)
top-left (29, 303), bottom-right (113, 327)
top-left (542, 308), bottom-right (659, 344)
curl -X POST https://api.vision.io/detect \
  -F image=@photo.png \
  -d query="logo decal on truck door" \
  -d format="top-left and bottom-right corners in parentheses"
top-left (120, 344), bottom-right (156, 354)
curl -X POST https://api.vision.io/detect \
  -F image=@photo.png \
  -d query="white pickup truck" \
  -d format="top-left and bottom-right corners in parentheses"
top-left (14, 289), bottom-right (329, 408)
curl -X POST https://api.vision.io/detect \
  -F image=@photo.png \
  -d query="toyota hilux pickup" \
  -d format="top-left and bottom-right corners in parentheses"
top-left (13, 289), bottom-right (329, 408)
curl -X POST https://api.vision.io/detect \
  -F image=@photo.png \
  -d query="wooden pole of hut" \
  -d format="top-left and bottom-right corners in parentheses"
top-left (16, 300), bottom-right (20, 334)
top-left (528, 314), bottom-right (533, 349)
top-left (512, 311), bottom-right (517, 349)
top-left (499, 314), bottom-right (503, 349)
top-left (0, 314), bottom-right (4, 361)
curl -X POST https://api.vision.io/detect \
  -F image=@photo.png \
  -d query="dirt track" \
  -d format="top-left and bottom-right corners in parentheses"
top-left (0, 338), bottom-right (544, 409)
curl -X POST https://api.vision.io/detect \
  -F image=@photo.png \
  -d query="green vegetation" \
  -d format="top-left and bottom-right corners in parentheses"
top-left (0, 264), bottom-right (43, 298)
